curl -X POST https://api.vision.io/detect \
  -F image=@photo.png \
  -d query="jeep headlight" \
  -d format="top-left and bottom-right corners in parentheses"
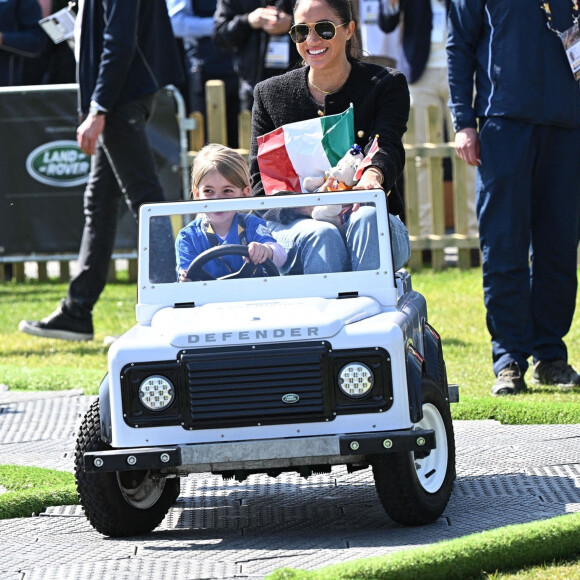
top-left (138, 375), bottom-right (175, 411)
top-left (338, 363), bottom-right (374, 398)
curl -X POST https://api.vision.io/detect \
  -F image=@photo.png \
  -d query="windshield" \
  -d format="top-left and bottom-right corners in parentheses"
top-left (137, 191), bottom-right (396, 321)
top-left (149, 202), bottom-right (380, 284)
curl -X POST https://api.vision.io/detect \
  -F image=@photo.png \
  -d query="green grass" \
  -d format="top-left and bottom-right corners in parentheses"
top-left (413, 269), bottom-right (580, 423)
top-left (6, 268), bottom-right (577, 416)
top-left (0, 465), bottom-right (78, 519)
top-left (265, 513), bottom-right (580, 580)
top-left (0, 279), bottom-right (136, 394)
top-left (485, 559), bottom-right (580, 579)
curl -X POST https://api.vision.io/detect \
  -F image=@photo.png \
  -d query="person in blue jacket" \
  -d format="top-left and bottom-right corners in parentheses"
top-left (0, 0), bottom-right (45, 86)
top-left (19, 0), bottom-right (184, 341)
top-left (176, 144), bottom-right (286, 280)
top-left (166, 0), bottom-right (241, 148)
top-left (447, 0), bottom-right (580, 395)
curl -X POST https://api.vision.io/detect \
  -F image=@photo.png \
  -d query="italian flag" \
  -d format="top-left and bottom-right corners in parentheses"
top-left (257, 105), bottom-right (354, 195)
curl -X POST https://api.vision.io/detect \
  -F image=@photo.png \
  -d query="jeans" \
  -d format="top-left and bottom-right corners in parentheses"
top-left (476, 118), bottom-right (580, 376)
top-left (267, 207), bottom-right (410, 275)
top-left (65, 95), bottom-right (174, 318)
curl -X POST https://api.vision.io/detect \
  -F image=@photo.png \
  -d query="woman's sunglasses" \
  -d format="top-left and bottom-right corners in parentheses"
top-left (289, 20), bottom-right (347, 44)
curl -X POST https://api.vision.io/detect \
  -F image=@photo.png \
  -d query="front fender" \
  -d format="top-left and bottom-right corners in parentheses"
top-left (423, 322), bottom-right (448, 394)
top-left (98, 374), bottom-right (112, 444)
top-left (406, 344), bottom-right (424, 423)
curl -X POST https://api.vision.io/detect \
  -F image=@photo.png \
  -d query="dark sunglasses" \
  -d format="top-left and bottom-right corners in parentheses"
top-left (289, 20), bottom-right (347, 44)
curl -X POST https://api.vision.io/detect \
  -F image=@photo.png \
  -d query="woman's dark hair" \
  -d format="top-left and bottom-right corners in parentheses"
top-left (293, 0), bottom-right (361, 60)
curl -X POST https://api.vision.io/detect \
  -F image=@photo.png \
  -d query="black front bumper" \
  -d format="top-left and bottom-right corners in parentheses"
top-left (84, 429), bottom-right (436, 474)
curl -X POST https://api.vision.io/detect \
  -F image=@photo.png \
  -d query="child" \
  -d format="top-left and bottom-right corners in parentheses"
top-left (176, 144), bottom-right (287, 281)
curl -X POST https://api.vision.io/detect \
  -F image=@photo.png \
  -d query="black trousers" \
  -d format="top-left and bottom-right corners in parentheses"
top-left (65, 94), bottom-right (175, 318)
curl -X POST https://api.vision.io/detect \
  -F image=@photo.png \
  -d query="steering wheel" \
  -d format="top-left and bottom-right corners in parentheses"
top-left (186, 244), bottom-right (280, 281)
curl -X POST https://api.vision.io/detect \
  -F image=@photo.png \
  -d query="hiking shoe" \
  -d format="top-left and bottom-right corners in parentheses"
top-left (531, 359), bottom-right (580, 390)
top-left (491, 362), bottom-right (527, 396)
top-left (18, 301), bottom-right (93, 341)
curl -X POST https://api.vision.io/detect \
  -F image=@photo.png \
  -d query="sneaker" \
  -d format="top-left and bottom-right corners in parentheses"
top-left (18, 301), bottom-right (93, 341)
top-left (531, 359), bottom-right (580, 390)
top-left (491, 362), bottom-right (527, 396)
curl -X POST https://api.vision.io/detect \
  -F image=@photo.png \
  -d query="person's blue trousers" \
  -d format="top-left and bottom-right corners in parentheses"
top-left (476, 117), bottom-right (580, 376)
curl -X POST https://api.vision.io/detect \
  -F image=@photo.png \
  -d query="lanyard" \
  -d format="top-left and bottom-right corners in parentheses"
top-left (201, 214), bottom-right (248, 247)
top-left (540, 1), bottom-right (580, 35)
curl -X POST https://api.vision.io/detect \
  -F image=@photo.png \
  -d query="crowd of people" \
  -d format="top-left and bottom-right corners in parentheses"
top-left (5, 0), bottom-right (580, 396)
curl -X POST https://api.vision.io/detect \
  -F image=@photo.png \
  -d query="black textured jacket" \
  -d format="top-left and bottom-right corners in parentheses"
top-left (250, 60), bottom-right (410, 221)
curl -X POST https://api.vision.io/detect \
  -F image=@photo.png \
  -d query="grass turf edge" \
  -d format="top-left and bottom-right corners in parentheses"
top-left (0, 465), bottom-right (78, 519)
top-left (265, 512), bottom-right (580, 580)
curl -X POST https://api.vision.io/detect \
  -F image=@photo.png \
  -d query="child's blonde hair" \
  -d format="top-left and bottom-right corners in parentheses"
top-left (191, 144), bottom-right (250, 198)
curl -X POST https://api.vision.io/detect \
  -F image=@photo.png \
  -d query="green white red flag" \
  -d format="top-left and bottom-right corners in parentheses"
top-left (257, 105), bottom-right (354, 195)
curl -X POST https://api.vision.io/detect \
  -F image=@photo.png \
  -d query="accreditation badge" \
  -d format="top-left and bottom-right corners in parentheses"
top-left (361, 0), bottom-right (380, 24)
top-left (561, 23), bottom-right (580, 80)
top-left (265, 35), bottom-right (290, 69)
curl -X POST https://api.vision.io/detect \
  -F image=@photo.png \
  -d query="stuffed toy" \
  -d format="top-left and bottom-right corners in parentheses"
top-left (303, 144), bottom-right (364, 226)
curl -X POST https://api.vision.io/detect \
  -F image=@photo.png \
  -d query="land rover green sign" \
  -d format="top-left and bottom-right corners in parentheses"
top-left (25, 140), bottom-right (91, 187)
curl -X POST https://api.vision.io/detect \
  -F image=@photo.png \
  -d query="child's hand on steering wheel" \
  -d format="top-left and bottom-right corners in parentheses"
top-left (246, 242), bottom-right (273, 265)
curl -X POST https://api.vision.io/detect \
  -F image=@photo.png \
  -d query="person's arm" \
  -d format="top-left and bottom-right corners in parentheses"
top-left (166, 0), bottom-right (214, 40)
top-left (363, 70), bottom-right (410, 196)
top-left (89, 0), bottom-right (141, 113)
top-left (447, 0), bottom-right (483, 133)
top-left (447, 0), bottom-right (484, 165)
top-left (213, 0), bottom-right (254, 51)
top-left (0, 0), bottom-right (45, 57)
top-left (249, 83), bottom-right (273, 199)
top-left (175, 226), bottom-right (203, 282)
top-left (264, 242), bottom-right (287, 267)
top-left (378, 0), bottom-right (403, 33)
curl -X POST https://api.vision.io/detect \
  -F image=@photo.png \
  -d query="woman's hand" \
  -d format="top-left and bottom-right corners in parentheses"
top-left (354, 167), bottom-right (383, 190)
top-left (247, 242), bottom-right (273, 264)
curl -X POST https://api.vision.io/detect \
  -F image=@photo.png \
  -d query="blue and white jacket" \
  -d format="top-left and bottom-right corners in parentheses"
top-left (447, 0), bottom-right (580, 131)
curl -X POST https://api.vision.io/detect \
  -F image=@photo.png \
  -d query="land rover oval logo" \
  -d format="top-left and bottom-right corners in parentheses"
top-left (282, 393), bottom-right (300, 404)
top-left (26, 140), bottom-right (91, 187)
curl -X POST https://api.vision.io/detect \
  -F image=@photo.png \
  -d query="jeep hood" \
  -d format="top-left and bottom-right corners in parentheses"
top-left (151, 296), bottom-right (381, 348)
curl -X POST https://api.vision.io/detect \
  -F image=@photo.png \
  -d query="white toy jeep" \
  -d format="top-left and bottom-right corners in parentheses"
top-left (74, 190), bottom-right (458, 537)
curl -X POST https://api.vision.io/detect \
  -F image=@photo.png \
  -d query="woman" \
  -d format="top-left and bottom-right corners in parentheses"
top-left (249, 0), bottom-right (410, 274)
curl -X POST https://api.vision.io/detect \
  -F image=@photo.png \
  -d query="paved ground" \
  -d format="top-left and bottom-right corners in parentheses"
top-left (0, 389), bottom-right (579, 580)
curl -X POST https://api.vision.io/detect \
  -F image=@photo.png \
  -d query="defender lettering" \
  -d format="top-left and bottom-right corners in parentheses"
top-left (187, 327), bottom-right (319, 344)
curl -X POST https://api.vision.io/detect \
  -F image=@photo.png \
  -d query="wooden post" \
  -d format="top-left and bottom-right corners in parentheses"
top-left (452, 156), bottom-right (471, 269)
top-left (59, 260), bottom-right (70, 282)
top-left (238, 109), bottom-right (252, 152)
top-left (13, 262), bottom-right (25, 282)
top-left (205, 80), bottom-right (227, 145)
top-left (403, 108), bottom-right (423, 271)
top-left (427, 105), bottom-right (446, 271)
top-left (128, 259), bottom-right (138, 282)
top-left (188, 111), bottom-right (204, 152)
top-left (37, 261), bottom-right (48, 282)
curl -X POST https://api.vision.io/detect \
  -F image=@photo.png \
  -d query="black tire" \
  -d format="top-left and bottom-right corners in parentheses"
top-left (74, 400), bottom-right (180, 537)
top-left (372, 379), bottom-right (456, 525)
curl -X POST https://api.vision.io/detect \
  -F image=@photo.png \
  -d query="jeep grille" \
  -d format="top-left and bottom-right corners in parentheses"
top-left (182, 343), bottom-right (331, 428)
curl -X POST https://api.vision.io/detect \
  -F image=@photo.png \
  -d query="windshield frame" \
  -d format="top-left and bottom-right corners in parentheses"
top-left (137, 190), bottom-right (396, 325)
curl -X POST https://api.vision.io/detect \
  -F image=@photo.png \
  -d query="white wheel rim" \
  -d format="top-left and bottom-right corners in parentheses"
top-left (413, 402), bottom-right (448, 493)
top-left (117, 471), bottom-right (166, 509)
